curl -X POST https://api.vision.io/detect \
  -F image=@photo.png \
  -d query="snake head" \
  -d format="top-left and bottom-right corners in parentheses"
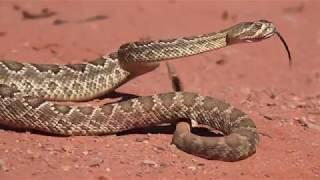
top-left (226, 19), bottom-right (292, 65)
top-left (226, 20), bottom-right (276, 44)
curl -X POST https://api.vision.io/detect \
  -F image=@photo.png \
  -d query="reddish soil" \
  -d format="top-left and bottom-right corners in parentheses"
top-left (0, 1), bottom-right (319, 179)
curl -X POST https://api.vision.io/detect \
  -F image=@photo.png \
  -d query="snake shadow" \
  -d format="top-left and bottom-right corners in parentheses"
top-left (0, 123), bottom-right (220, 137)
top-left (118, 123), bottom-right (222, 137)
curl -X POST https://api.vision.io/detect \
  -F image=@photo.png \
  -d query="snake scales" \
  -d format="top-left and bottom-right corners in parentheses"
top-left (0, 20), bottom-right (290, 161)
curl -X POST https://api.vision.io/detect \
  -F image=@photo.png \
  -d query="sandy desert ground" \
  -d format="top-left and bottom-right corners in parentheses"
top-left (0, 0), bottom-right (319, 179)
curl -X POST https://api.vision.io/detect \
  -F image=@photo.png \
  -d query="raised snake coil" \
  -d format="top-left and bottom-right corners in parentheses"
top-left (0, 20), bottom-right (290, 161)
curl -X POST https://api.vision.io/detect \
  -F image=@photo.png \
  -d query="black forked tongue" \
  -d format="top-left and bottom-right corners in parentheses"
top-left (275, 31), bottom-right (292, 66)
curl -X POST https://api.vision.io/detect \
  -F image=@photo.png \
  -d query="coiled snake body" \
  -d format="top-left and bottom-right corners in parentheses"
top-left (0, 20), bottom-right (290, 161)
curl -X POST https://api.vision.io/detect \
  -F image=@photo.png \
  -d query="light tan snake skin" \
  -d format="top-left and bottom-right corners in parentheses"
top-left (0, 20), bottom-right (290, 161)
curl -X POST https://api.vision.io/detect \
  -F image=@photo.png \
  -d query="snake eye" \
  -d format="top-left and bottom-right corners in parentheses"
top-left (254, 23), bottom-right (263, 30)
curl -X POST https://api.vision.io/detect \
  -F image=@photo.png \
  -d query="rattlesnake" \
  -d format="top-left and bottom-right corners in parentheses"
top-left (0, 20), bottom-right (290, 161)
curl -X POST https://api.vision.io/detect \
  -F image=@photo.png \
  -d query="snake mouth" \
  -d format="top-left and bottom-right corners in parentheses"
top-left (257, 30), bottom-right (275, 40)
top-left (265, 31), bottom-right (275, 39)
top-left (244, 31), bottom-right (275, 43)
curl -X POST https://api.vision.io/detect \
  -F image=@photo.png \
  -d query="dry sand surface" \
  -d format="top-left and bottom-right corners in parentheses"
top-left (0, 1), bottom-right (319, 179)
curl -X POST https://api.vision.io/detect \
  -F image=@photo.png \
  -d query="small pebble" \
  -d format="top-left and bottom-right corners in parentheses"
top-left (187, 166), bottom-right (197, 171)
top-left (97, 175), bottom-right (111, 180)
top-left (142, 160), bottom-right (159, 168)
top-left (135, 137), bottom-right (149, 143)
top-left (61, 165), bottom-right (71, 171)
top-left (263, 115), bottom-right (273, 120)
top-left (0, 159), bottom-right (7, 171)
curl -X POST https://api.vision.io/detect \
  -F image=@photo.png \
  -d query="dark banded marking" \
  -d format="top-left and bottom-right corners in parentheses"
top-left (119, 99), bottom-right (134, 113)
top-left (2, 61), bottom-right (24, 71)
top-left (109, 52), bottom-right (118, 60)
top-left (203, 96), bottom-right (230, 111)
top-left (182, 92), bottom-right (198, 107)
top-left (78, 106), bottom-right (94, 115)
top-left (53, 104), bottom-right (72, 114)
top-left (0, 84), bottom-right (19, 97)
top-left (89, 57), bottom-right (107, 66)
top-left (229, 108), bottom-right (246, 121)
top-left (101, 104), bottom-right (114, 116)
top-left (66, 64), bottom-right (86, 72)
top-left (158, 92), bottom-right (176, 108)
top-left (32, 64), bottom-right (61, 74)
top-left (25, 96), bottom-right (46, 108)
top-left (138, 96), bottom-right (155, 112)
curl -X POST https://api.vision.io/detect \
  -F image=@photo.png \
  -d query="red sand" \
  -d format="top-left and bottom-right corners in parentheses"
top-left (0, 1), bottom-right (319, 179)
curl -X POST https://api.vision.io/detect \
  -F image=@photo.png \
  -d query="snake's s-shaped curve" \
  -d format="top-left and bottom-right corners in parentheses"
top-left (0, 20), bottom-right (290, 161)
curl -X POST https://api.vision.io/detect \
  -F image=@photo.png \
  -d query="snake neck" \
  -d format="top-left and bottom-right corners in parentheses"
top-left (117, 31), bottom-right (228, 63)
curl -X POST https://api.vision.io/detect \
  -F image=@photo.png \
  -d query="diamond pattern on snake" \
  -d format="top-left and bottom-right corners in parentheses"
top-left (0, 20), bottom-right (291, 161)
